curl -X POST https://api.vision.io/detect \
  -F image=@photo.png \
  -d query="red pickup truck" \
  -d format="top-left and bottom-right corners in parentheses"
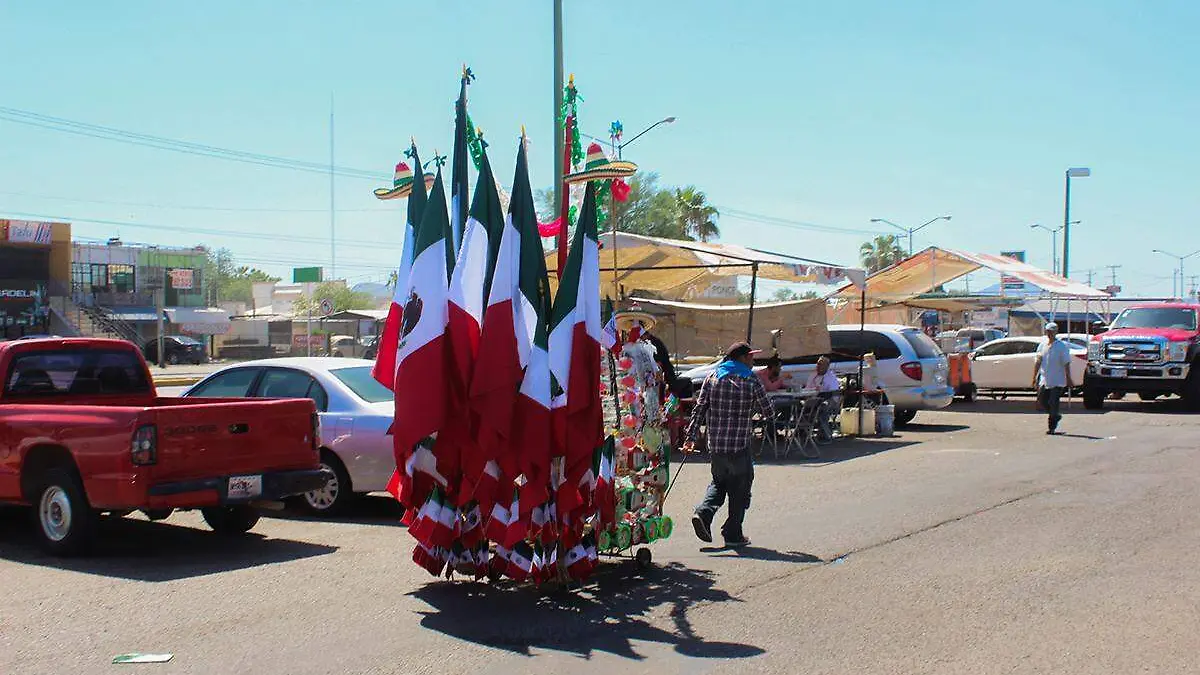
top-left (0, 338), bottom-right (328, 555)
top-left (1083, 302), bottom-right (1200, 410)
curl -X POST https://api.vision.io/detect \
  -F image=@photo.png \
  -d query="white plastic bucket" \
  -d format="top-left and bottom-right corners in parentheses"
top-left (875, 404), bottom-right (895, 436)
top-left (840, 407), bottom-right (876, 436)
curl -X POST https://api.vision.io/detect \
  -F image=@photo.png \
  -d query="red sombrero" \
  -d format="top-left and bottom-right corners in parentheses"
top-left (374, 161), bottom-right (417, 200)
top-left (565, 143), bottom-right (638, 184)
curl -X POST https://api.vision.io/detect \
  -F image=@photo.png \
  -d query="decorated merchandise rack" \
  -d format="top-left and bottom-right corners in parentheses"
top-left (369, 69), bottom-right (672, 587)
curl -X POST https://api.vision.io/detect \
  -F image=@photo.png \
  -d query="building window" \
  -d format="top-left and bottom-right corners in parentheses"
top-left (109, 264), bottom-right (135, 293)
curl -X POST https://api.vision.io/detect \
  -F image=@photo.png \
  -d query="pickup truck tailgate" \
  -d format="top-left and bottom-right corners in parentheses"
top-left (145, 398), bottom-right (318, 484)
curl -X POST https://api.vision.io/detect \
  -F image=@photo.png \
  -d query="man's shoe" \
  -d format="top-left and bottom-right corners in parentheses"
top-left (691, 514), bottom-right (713, 543)
top-left (724, 536), bottom-right (752, 549)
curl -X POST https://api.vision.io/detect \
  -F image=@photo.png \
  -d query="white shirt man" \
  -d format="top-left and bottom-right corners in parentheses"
top-left (1033, 322), bottom-right (1074, 434)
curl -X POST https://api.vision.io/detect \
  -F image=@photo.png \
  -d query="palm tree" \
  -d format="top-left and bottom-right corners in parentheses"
top-left (859, 234), bottom-right (905, 273)
top-left (675, 186), bottom-right (720, 242)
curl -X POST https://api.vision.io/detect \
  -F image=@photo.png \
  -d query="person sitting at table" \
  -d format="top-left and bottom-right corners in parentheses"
top-left (755, 355), bottom-right (790, 392)
top-left (804, 356), bottom-right (840, 442)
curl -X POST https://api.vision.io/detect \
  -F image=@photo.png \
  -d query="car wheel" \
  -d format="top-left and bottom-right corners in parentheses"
top-left (202, 505), bottom-right (260, 534)
top-left (166, 352), bottom-right (180, 366)
top-left (299, 453), bottom-right (353, 516)
top-left (959, 383), bottom-right (978, 403)
top-left (893, 409), bottom-right (917, 428)
top-left (1183, 373), bottom-right (1200, 412)
top-left (31, 468), bottom-right (98, 556)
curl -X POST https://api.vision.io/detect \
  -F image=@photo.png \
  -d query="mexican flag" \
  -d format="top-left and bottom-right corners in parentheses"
top-left (450, 73), bottom-right (470, 256)
top-left (373, 144), bottom-right (429, 389)
top-left (468, 138), bottom-right (541, 504)
top-left (445, 148), bottom-right (505, 506)
top-left (548, 181), bottom-right (605, 519)
top-left (388, 170), bottom-right (451, 507)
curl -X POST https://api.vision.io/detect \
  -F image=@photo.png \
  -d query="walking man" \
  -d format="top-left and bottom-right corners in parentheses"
top-left (1033, 322), bottom-right (1074, 434)
top-left (684, 342), bottom-right (772, 548)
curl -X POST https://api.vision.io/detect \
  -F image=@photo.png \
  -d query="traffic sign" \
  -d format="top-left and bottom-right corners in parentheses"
top-left (319, 298), bottom-right (334, 316)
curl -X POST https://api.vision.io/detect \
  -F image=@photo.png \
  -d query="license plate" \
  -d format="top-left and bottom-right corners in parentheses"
top-left (227, 475), bottom-right (262, 500)
top-left (1110, 367), bottom-right (1127, 379)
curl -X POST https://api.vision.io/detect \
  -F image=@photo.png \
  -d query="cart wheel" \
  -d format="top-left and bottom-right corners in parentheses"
top-left (635, 547), bottom-right (653, 570)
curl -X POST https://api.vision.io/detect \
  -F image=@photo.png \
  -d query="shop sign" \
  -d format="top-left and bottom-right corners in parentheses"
top-left (3, 220), bottom-right (53, 245)
top-left (169, 268), bottom-right (195, 290)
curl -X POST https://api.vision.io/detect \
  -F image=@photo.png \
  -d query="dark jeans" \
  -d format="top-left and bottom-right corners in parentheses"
top-left (695, 451), bottom-right (754, 540)
top-left (1039, 386), bottom-right (1064, 429)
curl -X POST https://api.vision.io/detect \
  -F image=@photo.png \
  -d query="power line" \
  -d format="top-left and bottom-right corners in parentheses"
top-left (0, 106), bottom-right (389, 181)
top-left (0, 190), bottom-right (392, 213)
top-left (716, 206), bottom-right (892, 237)
top-left (0, 210), bottom-right (403, 250)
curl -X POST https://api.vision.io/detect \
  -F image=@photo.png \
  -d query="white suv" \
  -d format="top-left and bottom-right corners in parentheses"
top-left (679, 324), bottom-right (953, 428)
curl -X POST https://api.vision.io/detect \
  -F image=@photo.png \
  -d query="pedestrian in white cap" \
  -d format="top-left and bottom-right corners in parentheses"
top-left (1032, 322), bottom-right (1073, 434)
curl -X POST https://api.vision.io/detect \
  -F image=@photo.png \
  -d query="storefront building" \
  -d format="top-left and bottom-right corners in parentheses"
top-left (0, 220), bottom-right (71, 339)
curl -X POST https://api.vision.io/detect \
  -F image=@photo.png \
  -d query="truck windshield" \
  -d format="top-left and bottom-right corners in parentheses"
top-left (5, 349), bottom-right (151, 396)
top-left (1111, 308), bottom-right (1197, 331)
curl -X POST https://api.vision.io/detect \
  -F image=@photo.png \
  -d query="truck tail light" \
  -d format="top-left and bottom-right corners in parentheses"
top-left (131, 425), bottom-right (157, 466)
top-left (900, 362), bottom-right (924, 381)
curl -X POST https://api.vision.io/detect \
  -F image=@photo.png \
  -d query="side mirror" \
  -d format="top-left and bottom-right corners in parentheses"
top-left (969, 351), bottom-right (979, 360)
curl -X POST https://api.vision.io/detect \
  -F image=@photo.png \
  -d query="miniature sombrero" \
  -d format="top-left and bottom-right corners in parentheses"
top-left (374, 162), bottom-right (417, 200)
top-left (614, 307), bottom-right (657, 332)
top-left (423, 172), bottom-right (436, 188)
top-left (564, 143), bottom-right (638, 184)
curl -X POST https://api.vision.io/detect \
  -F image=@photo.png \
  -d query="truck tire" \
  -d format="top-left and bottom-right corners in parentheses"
top-left (894, 409), bottom-right (918, 428)
top-left (296, 452), bottom-right (352, 517)
top-left (1183, 374), bottom-right (1200, 412)
top-left (1138, 392), bottom-right (1161, 402)
top-left (1083, 385), bottom-right (1105, 410)
top-left (31, 468), bottom-right (98, 556)
top-left (202, 506), bottom-right (261, 534)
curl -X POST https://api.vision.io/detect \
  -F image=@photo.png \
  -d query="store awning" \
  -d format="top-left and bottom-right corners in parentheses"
top-left (834, 247), bottom-right (1108, 304)
top-left (104, 306), bottom-right (161, 323)
top-left (549, 231), bottom-right (865, 300)
top-left (629, 296), bottom-right (831, 358)
top-left (165, 307), bottom-right (232, 335)
top-left (326, 309), bottom-right (389, 322)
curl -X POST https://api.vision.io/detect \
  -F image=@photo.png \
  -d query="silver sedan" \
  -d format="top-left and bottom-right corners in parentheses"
top-left (183, 357), bottom-right (395, 516)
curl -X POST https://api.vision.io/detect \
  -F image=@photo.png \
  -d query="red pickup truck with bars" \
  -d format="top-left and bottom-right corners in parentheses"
top-left (0, 338), bottom-right (329, 555)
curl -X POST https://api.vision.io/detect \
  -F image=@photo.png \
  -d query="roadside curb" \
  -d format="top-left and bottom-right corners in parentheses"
top-left (154, 376), bottom-right (202, 388)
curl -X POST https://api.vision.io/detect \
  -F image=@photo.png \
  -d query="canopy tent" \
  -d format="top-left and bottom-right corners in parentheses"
top-left (629, 296), bottom-right (830, 360)
top-left (833, 247), bottom-right (1107, 305)
top-left (549, 230), bottom-right (865, 300)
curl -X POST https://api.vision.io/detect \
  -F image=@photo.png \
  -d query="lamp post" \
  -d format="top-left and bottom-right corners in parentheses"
top-left (1032, 220), bottom-right (1079, 275)
top-left (870, 215), bottom-right (952, 256)
top-left (1062, 167), bottom-right (1091, 279)
top-left (613, 117), bottom-right (676, 159)
top-left (1152, 249), bottom-right (1200, 299)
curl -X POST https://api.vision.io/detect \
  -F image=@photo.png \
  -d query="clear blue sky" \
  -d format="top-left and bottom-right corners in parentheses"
top-left (3, 1), bottom-right (1198, 296)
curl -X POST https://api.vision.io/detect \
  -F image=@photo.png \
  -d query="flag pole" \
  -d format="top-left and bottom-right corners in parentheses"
top-left (558, 108), bottom-right (573, 277)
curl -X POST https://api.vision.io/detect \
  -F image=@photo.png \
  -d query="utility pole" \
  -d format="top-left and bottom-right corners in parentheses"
top-left (330, 94), bottom-right (336, 281)
top-left (552, 0), bottom-right (564, 226)
top-left (1086, 269), bottom-right (1095, 288)
top-left (1103, 264), bottom-right (1121, 288)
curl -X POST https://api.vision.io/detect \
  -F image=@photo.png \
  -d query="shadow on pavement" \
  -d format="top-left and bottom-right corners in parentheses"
top-left (266, 494), bottom-right (407, 527)
top-left (755, 438), bottom-right (920, 466)
top-left (409, 561), bottom-right (765, 661)
top-left (950, 399), bottom-right (1108, 416)
top-left (699, 546), bottom-right (823, 564)
top-left (0, 507), bottom-right (337, 582)
top-left (900, 422), bottom-right (970, 433)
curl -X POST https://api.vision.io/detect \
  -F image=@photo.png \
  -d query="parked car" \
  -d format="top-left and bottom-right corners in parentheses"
top-left (361, 335), bottom-right (381, 360)
top-left (680, 324), bottom-right (954, 428)
top-left (953, 328), bottom-right (1006, 353)
top-left (1083, 303), bottom-right (1200, 410)
top-left (143, 335), bottom-right (207, 365)
top-left (965, 336), bottom-right (1087, 399)
top-left (184, 357), bottom-right (394, 515)
top-left (329, 335), bottom-right (377, 359)
top-left (0, 338), bottom-right (327, 555)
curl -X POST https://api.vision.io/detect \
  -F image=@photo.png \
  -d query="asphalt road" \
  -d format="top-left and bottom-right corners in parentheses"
top-left (3, 397), bottom-right (1198, 675)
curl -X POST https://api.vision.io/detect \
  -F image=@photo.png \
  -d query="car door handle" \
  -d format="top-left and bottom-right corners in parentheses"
top-left (228, 423), bottom-right (250, 434)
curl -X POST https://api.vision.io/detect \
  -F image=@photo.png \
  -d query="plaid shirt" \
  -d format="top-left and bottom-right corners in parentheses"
top-left (686, 371), bottom-right (772, 454)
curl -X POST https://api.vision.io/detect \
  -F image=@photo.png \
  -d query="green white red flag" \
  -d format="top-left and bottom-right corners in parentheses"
top-left (548, 181), bottom-right (605, 522)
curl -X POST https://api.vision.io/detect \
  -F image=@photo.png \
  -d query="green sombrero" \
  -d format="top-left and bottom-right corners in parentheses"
top-left (565, 142), bottom-right (638, 184)
top-left (373, 161), bottom-right (416, 200)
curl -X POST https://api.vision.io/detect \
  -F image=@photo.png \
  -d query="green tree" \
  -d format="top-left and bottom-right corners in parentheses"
top-left (205, 248), bottom-right (280, 305)
top-left (292, 282), bottom-right (375, 316)
top-left (675, 186), bottom-right (720, 242)
top-left (535, 172), bottom-right (688, 240)
top-left (859, 235), bottom-right (905, 274)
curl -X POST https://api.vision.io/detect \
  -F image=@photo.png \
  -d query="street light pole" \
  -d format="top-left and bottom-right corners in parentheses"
top-left (870, 215), bottom-right (952, 256)
top-left (1062, 167), bottom-right (1091, 279)
top-left (1032, 220), bottom-right (1079, 275)
top-left (616, 117), bottom-right (676, 159)
top-left (552, 0), bottom-right (564, 222)
top-left (1152, 249), bottom-right (1200, 299)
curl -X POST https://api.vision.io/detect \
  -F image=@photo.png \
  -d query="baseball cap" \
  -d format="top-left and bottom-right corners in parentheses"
top-left (1044, 322), bottom-right (1059, 332)
top-left (724, 341), bottom-right (762, 360)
